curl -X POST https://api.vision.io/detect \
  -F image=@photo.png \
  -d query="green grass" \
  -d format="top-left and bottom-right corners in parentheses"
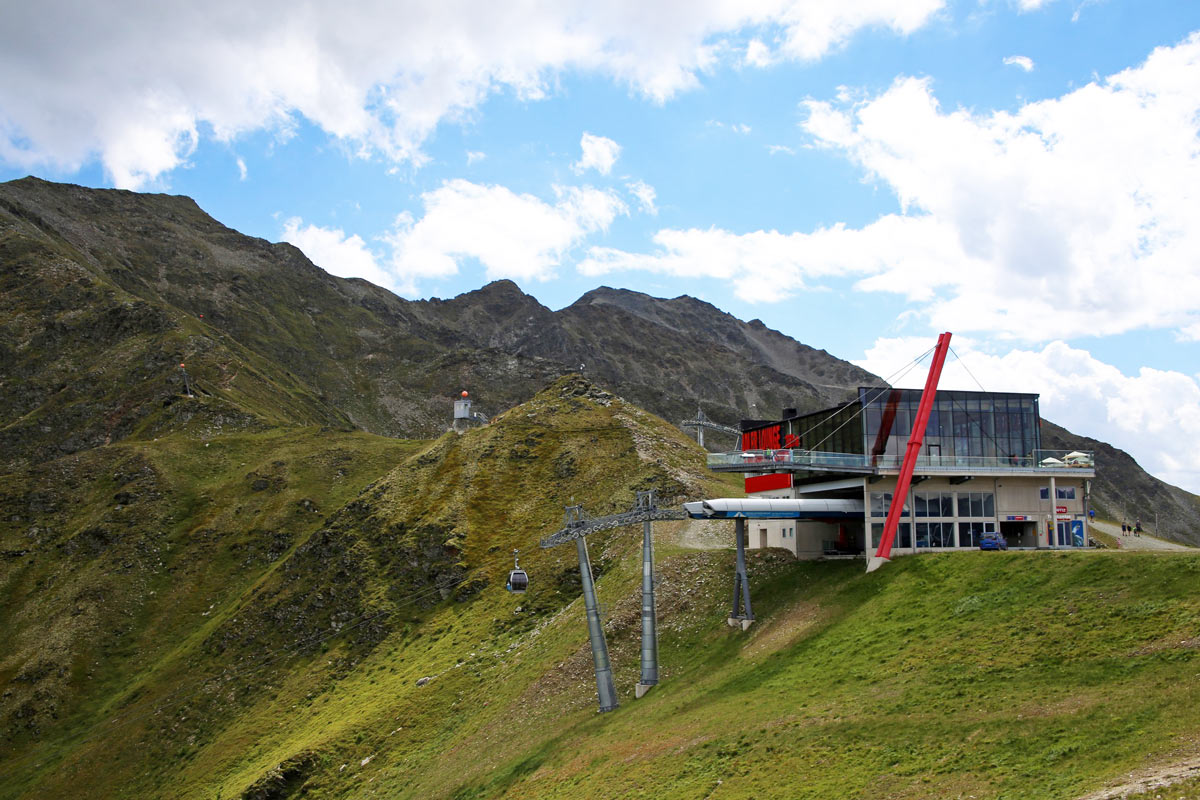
top-left (5, 380), bottom-right (1200, 799)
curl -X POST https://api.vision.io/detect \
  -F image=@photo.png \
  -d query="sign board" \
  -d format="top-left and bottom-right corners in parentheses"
top-left (1005, 515), bottom-right (1027, 521)
top-left (1056, 505), bottom-right (1068, 514)
top-left (1071, 519), bottom-right (1085, 547)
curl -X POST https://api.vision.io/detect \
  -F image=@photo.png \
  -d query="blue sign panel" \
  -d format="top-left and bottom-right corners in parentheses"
top-left (1071, 519), bottom-right (1085, 547)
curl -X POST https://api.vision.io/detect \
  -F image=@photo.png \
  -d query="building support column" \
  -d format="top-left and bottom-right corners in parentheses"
top-left (1048, 475), bottom-right (1057, 548)
top-left (729, 517), bottom-right (754, 630)
top-left (577, 536), bottom-right (618, 712)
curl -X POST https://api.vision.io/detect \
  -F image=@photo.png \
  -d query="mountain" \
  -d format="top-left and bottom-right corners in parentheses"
top-left (1, 175), bottom-right (1197, 544)
top-left (4, 177), bottom-right (1200, 798)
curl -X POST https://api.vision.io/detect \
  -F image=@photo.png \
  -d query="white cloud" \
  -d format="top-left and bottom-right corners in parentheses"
top-left (385, 179), bottom-right (626, 292)
top-left (283, 179), bottom-right (627, 295)
top-left (767, 144), bottom-right (796, 156)
top-left (1003, 54), bottom-right (1035, 71)
top-left (626, 180), bottom-right (658, 214)
top-left (855, 336), bottom-right (1200, 494)
top-left (573, 133), bottom-right (621, 175)
top-left (0, 1), bottom-right (945, 188)
top-left (1016, 0), bottom-right (1053, 10)
top-left (280, 217), bottom-right (397, 291)
top-left (236, 157), bottom-right (248, 181)
top-left (707, 120), bottom-right (752, 134)
top-left (745, 38), bottom-right (773, 68)
top-left (799, 34), bottom-right (1200, 340)
top-left (583, 34), bottom-right (1200, 342)
top-left (466, 150), bottom-right (486, 165)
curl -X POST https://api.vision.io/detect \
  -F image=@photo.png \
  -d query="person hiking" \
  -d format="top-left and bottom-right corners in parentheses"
top-left (1135, 519), bottom-right (1142, 537)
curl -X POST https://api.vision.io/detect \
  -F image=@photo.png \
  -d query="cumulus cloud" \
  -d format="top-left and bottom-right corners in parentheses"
top-left (573, 133), bottom-right (621, 175)
top-left (745, 38), bottom-right (773, 68)
top-left (855, 336), bottom-right (1200, 494)
top-left (626, 180), bottom-right (658, 214)
top-left (466, 150), bottom-right (486, 165)
top-left (584, 33), bottom-right (1200, 342)
top-left (384, 179), bottom-right (627, 293)
top-left (1003, 54), bottom-right (1035, 71)
top-left (283, 179), bottom-right (627, 295)
top-left (280, 218), bottom-right (397, 291)
top-left (0, 0), bottom-right (945, 188)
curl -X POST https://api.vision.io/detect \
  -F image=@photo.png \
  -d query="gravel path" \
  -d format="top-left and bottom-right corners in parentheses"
top-left (1090, 519), bottom-right (1195, 551)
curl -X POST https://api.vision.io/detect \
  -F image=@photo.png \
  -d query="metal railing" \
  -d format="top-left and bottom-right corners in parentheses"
top-left (707, 448), bottom-right (1095, 472)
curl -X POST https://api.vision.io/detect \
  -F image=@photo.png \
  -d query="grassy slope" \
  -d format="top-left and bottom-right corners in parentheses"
top-left (3, 378), bottom-right (1200, 800)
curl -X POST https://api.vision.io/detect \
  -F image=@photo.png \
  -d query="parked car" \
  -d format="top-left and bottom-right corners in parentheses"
top-left (979, 532), bottom-right (1008, 551)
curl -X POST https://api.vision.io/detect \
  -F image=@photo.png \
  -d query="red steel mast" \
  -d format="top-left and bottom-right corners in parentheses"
top-left (867, 332), bottom-right (952, 573)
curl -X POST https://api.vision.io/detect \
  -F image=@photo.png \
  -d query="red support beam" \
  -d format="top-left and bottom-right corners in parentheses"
top-left (867, 333), bottom-right (953, 573)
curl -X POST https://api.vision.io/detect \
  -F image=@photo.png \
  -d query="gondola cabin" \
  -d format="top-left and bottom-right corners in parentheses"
top-left (506, 549), bottom-right (528, 594)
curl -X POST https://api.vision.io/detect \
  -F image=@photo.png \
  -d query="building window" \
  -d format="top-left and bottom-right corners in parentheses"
top-left (1039, 486), bottom-right (1078, 500)
top-left (914, 492), bottom-right (954, 517)
top-left (869, 493), bottom-right (910, 517)
top-left (871, 522), bottom-right (912, 549)
top-left (958, 521), bottom-right (997, 548)
top-left (957, 492), bottom-right (995, 518)
top-left (916, 522), bottom-right (955, 548)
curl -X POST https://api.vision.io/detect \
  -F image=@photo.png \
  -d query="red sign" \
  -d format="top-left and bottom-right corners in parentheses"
top-left (745, 473), bottom-right (792, 494)
top-left (1056, 505), bottom-right (1068, 514)
top-left (742, 424), bottom-right (781, 450)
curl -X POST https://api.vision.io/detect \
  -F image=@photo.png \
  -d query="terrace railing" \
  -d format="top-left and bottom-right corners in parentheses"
top-left (706, 448), bottom-right (1094, 472)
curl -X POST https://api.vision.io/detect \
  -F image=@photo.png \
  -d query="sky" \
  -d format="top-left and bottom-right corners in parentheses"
top-left (2, 0), bottom-right (1199, 493)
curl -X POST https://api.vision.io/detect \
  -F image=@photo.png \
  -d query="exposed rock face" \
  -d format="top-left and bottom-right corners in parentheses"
top-left (1, 177), bottom-right (1196, 541)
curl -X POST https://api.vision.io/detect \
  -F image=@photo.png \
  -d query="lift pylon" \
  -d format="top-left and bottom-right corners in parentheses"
top-left (542, 494), bottom-right (685, 709)
top-left (729, 517), bottom-right (754, 629)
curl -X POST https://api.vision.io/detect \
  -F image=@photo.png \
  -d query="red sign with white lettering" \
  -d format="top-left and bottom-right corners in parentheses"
top-left (742, 424), bottom-right (781, 450)
top-left (1056, 505), bottom-right (1068, 514)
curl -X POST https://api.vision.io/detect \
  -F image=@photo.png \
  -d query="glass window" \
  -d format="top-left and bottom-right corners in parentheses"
top-left (957, 492), bottom-right (995, 519)
top-left (940, 494), bottom-right (955, 517)
top-left (1057, 487), bottom-right (1076, 500)
top-left (1040, 487), bottom-right (1049, 500)
top-left (920, 522), bottom-right (955, 548)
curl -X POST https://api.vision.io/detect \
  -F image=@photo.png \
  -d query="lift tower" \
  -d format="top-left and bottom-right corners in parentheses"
top-left (541, 492), bottom-right (685, 709)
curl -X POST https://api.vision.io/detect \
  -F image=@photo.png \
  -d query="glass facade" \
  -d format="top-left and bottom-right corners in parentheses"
top-left (870, 490), bottom-right (996, 549)
top-left (779, 403), bottom-right (864, 455)
top-left (858, 387), bottom-right (1040, 466)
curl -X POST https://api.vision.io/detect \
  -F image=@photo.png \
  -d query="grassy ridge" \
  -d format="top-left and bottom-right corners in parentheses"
top-left (3, 378), bottom-right (1200, 799)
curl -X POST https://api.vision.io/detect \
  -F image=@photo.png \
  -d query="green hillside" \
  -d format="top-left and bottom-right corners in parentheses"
top-left (3, 376), bottom-right (1200, 799)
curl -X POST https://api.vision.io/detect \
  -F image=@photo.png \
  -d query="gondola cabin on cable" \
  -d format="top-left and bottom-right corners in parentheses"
top-left (506, 550), bottom-right (528, 594)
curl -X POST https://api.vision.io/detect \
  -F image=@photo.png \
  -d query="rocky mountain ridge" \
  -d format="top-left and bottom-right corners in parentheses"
top-left (0, 176), bottom-right (1196, 541)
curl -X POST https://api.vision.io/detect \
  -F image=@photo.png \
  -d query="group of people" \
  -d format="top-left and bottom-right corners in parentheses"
top-left (1120, 519), bottom-right (1143, 537)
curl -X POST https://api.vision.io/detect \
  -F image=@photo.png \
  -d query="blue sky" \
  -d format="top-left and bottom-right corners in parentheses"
top-left (2, 0), bottom-right (1199, 494)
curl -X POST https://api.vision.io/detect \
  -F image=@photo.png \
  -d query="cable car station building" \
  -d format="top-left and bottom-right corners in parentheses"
top-left (706, 387), bottom-right (1096, 560)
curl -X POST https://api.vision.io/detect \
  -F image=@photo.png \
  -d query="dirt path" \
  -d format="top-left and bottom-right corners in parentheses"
top-left (1090, 520), bottom-right (1195, 551)
top-left (1077, 753), bottom-right (1200, 799)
